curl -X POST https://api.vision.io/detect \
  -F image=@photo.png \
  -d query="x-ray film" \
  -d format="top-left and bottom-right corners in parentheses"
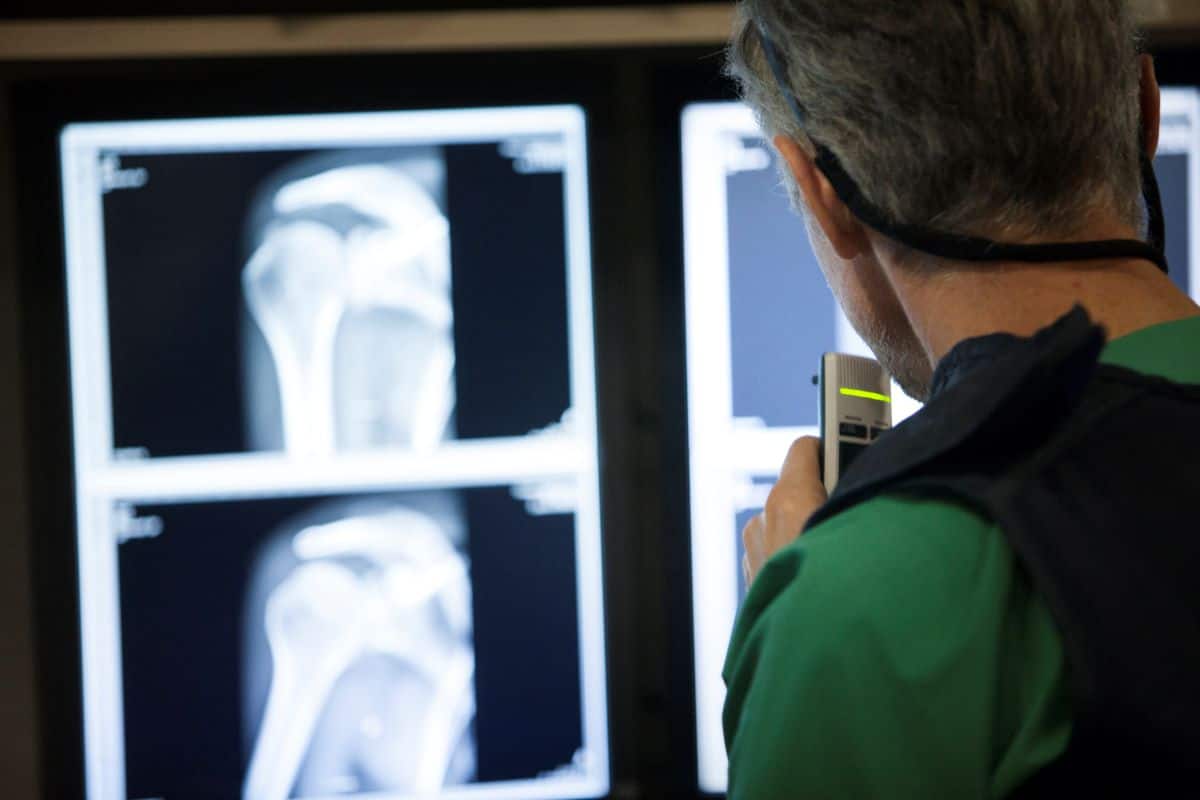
top-left (60, 106), bottom-right (608, 800)
top-left (680, 92), bottom-right (1200, 794)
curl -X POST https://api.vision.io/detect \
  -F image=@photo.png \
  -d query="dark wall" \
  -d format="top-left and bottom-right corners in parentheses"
top-left (0, 82), bottom-right (40, 800)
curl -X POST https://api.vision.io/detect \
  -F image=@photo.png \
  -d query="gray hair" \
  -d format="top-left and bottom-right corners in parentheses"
top-left (727, 0), bottom-right (1146, 243)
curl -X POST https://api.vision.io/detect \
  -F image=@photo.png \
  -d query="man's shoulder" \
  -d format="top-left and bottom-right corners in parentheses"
top-left (732, 493), bottom-right (1013, 668)
top-left (724, 492), bottom-right (1062, 742)
top-left (807, 490), bottom-right (994, 543)
top-left (724, 496), bottom-right (1071, 800)
top-left (788, 492), bottom-right (1004, 600)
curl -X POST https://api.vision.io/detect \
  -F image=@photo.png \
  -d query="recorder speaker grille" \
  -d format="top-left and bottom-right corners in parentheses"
top-left (840, 354), bottom-right (887, 392)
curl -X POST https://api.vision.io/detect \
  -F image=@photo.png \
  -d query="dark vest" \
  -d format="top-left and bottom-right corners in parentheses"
top-left (805, 307), bottom-right (1200, 796)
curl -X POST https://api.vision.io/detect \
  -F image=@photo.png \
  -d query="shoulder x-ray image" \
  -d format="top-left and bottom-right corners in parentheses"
top-left (59, 107), bottom-right (608, 800)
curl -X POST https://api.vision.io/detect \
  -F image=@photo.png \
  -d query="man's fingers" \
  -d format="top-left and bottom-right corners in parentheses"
top-left (742, 437), bottom-right (829, 588)
top-left (777, 436), bottom-right (822, 491)
top-left (742, 513), bottom-right (764, 564)
top-left (742, 513), bottom-right (766, 584)
top-left (763, 437), bottom-right (827, 550)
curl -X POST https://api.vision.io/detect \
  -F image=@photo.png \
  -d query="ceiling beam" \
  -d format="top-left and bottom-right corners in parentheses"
top-left (0, 5), bottom-right (732, 60)
top-left (0, 2), bottom-right (1198, 62)
top-left (1136, 0), bottom-right (1200, 28)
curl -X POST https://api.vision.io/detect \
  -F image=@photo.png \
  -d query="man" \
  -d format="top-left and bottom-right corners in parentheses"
top-left (723, 1), bottom-right (1200, 797)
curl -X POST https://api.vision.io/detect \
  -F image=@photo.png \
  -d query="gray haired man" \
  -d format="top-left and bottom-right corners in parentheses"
top-left (724, 1), bottom-right (1200, 797)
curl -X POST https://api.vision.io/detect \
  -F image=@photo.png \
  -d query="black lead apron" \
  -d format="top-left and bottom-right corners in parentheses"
top-left (806, 307), bottom-right (1200, 795)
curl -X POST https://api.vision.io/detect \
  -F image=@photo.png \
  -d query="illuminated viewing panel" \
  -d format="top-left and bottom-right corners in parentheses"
top-left (61, 106), bottom-right (608, 800)
top-left (682, 91), bottom-right (1200, 795)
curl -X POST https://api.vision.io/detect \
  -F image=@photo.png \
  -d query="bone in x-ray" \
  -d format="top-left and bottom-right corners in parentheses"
top-left (240, 151), bottom-right (476, 799)
top-left (243, 503), bottom-right (475, 800)
top-left (242, 150), bottom-right (456, 456)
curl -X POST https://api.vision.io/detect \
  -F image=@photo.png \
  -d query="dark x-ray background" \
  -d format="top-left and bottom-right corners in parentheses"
top-left (100, 142), bottom-right (572, 457)
top-left (118, 487), bottom-right (584, 800)
top-left (1157, 151), bottom-right (1192, 296)
top-left (725, 137), bottom-right (831, 430)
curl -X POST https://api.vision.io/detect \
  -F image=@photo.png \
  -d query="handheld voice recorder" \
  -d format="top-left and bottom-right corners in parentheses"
top-left (818, 353), bottom-right (892, 493)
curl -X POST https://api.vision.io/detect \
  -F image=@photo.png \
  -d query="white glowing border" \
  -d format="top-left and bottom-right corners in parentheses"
top-left (60, 105), bottom-right (609, 800)
top-left (682, 91), bottom-right (1200, 794)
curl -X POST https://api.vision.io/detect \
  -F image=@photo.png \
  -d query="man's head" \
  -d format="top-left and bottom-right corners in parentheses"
top-left (727, 0), bottom-right (1151, 398)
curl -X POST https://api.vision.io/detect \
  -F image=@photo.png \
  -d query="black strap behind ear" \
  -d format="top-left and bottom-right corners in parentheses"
top-left (1142, 148), bottom-right (1167, 255)
top-left (756, 25), bottom-right (1171, 274)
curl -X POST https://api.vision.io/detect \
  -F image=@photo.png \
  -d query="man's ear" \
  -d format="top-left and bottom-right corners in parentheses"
top-left (1140, 54), bottom-right (1161, 159)
top-left (773, 134), bottom-right (869, 260)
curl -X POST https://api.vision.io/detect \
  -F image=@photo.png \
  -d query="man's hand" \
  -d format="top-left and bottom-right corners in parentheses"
top-left (742, 437), bottom-right (828, 587)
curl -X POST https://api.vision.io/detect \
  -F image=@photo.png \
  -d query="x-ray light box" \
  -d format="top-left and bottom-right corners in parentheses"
top-left (682, 90), bottom-right (1200, 795)
top-left (60, 105), bottom-right (608, 800)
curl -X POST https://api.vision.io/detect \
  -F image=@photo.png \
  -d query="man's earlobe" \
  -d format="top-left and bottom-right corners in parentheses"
top-left (772, 134), bottom-right (867, 260)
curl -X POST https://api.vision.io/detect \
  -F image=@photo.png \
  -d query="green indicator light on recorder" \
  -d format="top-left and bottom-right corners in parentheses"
top-left (839, 387), bottom-right (891, 403)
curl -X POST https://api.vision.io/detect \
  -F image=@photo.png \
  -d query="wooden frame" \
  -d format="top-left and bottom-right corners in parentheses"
top-left (2, 1), bottom-right (1198, 62)
top-left (0, 5), bottom-right (732, 60)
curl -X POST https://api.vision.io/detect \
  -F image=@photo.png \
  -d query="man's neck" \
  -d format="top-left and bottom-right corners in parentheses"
top-left (891, 256), bottom-right (1200, 368)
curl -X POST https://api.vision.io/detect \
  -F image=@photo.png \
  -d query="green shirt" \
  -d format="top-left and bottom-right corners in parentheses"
top-left (722, 315), bottom-right (1200, 799)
